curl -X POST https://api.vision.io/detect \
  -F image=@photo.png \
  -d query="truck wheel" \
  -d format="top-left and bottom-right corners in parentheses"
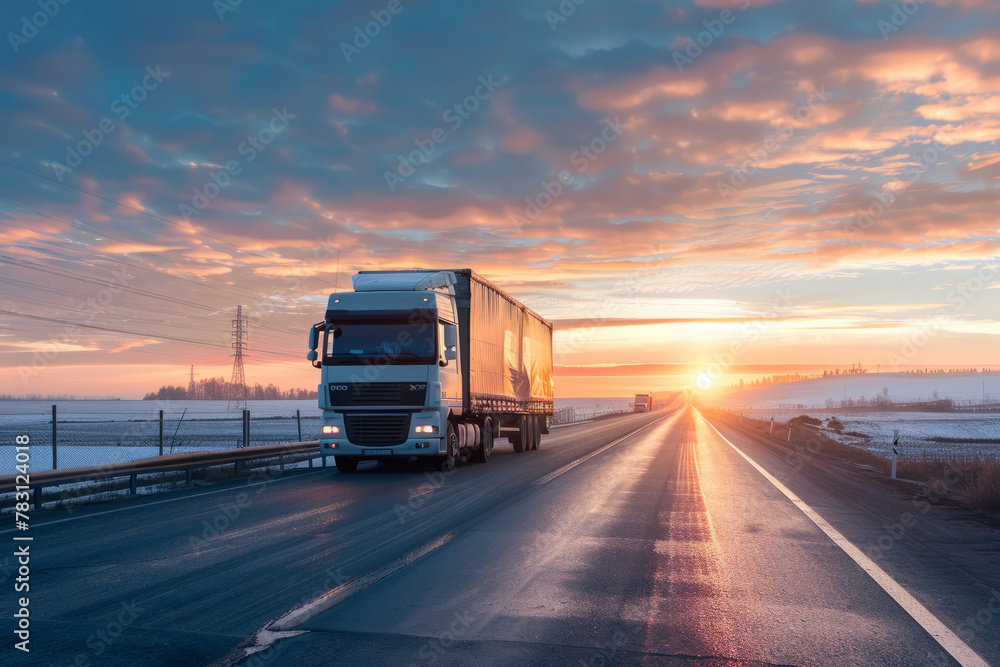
top-left (531, 416), bottom-right (542, 451)
top-left (510, 415), bottom-right (527, 453)
top-left (439, 422), bottom-right (459, 472)
top-left (335, 456), bottom-right (359, 473)
top-left (471, 419), bottom-right (493, 463)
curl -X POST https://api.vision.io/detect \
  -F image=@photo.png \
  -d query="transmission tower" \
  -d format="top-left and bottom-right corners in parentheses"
top-left (187, 365), bottom-right (200, 399)
top-left (228, 305), bottom-right (249, 410)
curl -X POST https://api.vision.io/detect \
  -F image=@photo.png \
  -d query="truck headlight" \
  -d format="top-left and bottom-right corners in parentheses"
top-left (414, 425), bottom-right (437, 434)
top-left (323, 425), bottom-right (340, 434)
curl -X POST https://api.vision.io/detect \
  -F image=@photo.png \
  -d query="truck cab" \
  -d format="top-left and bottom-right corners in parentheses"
top-left (307, 271), bottom-right (462, 472)
top-left (307, 269), bottom-right (554, 474)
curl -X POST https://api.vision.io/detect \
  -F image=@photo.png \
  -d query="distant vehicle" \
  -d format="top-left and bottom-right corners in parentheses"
top-left (634, 393), bottom-right (652, 412)
top-left (306, 269), bottom-right (554, 473)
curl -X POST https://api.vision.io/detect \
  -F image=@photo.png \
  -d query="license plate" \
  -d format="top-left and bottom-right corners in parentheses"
top-left (364, 449), bottom-right (393, 456)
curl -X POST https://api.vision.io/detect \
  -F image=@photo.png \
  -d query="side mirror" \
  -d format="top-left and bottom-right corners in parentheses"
top-left (306, 350), bottom-right (318, 362)
top-left (443, 325), bottom-right (457, 348)
top-left (445, 349), bottom-right (457, 361)
top-left (308, 322), bottom-right (322, 351)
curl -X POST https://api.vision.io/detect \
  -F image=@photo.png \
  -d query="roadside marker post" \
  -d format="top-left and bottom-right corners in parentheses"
top-left (891, 429), bottom-right (899, 479)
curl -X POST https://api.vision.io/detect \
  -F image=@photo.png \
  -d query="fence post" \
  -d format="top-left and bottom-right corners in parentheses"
top-left (159, 410), bottom-right (164, 457)
top-left (243, 409), bottom-right (250, 448)
top-left (297, 409), bottom-right (302, 442)
top-left (787, 425), bottom-right (792, 442)
top-left (51, 404), bottom-right (57, 470)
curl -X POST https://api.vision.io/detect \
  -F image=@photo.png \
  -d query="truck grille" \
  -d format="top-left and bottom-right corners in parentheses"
top-left (329, 383), bottom-right (427, 406)
top-left (344, 414), bottom-right (409, 447)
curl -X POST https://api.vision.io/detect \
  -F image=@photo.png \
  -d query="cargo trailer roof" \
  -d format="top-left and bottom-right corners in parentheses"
top-left (356, 268), bottom-right (552, 330)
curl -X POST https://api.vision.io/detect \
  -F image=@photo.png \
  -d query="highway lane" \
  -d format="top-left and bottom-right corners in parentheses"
top-left (0, 409), bottom-right (670, 666)
top-left (245, 405), bottom-right (999, 666)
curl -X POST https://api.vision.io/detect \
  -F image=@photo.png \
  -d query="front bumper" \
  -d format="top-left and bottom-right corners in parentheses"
top-left (319, 437), bottom-right (443, 458)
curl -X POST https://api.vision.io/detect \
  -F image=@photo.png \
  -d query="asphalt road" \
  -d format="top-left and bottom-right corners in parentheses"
top-left (2, 403), bottom-right (998, 666)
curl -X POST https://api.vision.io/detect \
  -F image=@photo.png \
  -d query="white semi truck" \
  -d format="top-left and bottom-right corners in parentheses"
top-left (306, 269), bottom-right (554, 473)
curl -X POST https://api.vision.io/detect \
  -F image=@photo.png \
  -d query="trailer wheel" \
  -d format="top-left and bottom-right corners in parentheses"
top-left (471, 418), bottom-right (493, 463)
top-left (335, 456), bottom-right (359, 473)
top-left (439, 422), bottom-right (459, 472)
top-left (510, 415), bottom-right (528, 453)
top-left (531, 415), bottom-right (542, 451)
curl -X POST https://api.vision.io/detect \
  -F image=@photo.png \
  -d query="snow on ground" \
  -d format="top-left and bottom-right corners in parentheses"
top-left (709, 373), bottom-right (1000, 459)
top-left (710, 372), bottom-right (1000, 410)
top-left (739, 409), bottom-right (1000, 459)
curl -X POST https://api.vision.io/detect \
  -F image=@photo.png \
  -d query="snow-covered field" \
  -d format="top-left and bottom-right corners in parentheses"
top-left (710, 373), bottom-right (1000, 459)
top-left (0, 400), bottom-right (321, 472)
top-left (742, 409), bottom-right (1000, 459)
top-left (710, 373), bottom-right (1000, 410)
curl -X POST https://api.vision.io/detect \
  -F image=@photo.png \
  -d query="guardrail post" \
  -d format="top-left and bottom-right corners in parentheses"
top-left (787, 426), bottom-right (792, 442)
top-left (185, 468), bottom-right (192, 485)
top-left (296, 409), bottom-right (302, 442)
top-left (159, 410), bottom-right (164, 457)
top-left (51, 404), bottom-right (57, 470)
top-left (129, 473), bottom-right (137, 495)
top-left (279, 454), bottom-right (285, 471)
top-left (242, 409), bottom-right (250, 448)
top-left (33, 487), bottom-right (41, 510)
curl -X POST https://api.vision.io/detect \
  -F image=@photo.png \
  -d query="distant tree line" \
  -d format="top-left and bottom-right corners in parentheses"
top-left (143, 376), bottom-right (317, 401)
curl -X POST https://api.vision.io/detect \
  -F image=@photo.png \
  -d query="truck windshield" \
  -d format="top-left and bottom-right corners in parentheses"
top-left (323, 321), bottom-right (437, 366)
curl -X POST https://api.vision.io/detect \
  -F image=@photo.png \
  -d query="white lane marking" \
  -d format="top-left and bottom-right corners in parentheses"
top-left (533, 414), bottom-right (673, 486)
top-left (699, 413), bottom-right (990, 667)
top-left (269, 531), bottom-right (455, 632)
top-left (0, 467), bottom-right (330, 534)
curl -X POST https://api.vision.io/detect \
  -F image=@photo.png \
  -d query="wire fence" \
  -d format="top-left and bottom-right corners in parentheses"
top-left (1, 403), bottom-right (321, 473)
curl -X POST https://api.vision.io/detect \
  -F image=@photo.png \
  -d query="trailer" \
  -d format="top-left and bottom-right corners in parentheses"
top-left (306, 269), bottom-right (554, 472)
top-left (634, 393), bottom-right (652, 413)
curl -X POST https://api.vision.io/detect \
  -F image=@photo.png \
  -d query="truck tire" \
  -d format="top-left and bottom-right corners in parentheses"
top-left (510, 415), bottom-right (528, 453)
top-left (335, 456), bottom-right (359, 473)
top-left (471, 418), bottom-right (493, 463)
top-left (439, 421), bottom-right (459, 472)
top-left (531, 415), bottom-right (542, 451)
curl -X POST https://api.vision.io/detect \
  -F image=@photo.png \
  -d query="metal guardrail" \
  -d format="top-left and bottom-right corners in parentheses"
top-left (0, 440), bottom-right (323, 509)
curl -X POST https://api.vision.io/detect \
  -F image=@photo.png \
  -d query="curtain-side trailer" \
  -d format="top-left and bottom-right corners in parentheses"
top-left (306, 269), bottom-right (554, 472)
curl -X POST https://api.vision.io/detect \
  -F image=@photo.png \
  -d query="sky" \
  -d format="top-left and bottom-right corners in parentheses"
top-left (1, 0), bottom-right (999, 400)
